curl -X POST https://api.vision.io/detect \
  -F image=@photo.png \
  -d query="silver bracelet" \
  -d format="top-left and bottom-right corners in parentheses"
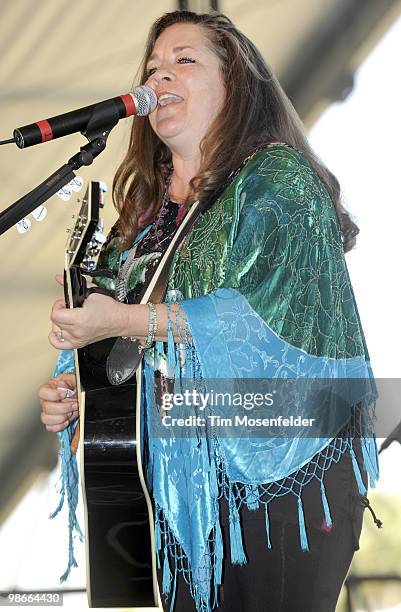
top-left (138, 302), bottom-right (158, 352)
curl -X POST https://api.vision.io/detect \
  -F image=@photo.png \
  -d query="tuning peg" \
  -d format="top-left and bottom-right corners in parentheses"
top-left (69, 176), bottom-right (84, 192)
top-left (93, 218), bottom-right (106, 243)
top-left (85, 260), bottom-right (97, 271)
top-left (31, 205), bottom-right (47, 221)
top-left (57, 185), bottom-right (73, 201)
top-left (98, 180), bottom-right (107, 207)
top-left (94, 229), bottom-right (107, 243)
top-left (16, 217), bottom-right (31, 233)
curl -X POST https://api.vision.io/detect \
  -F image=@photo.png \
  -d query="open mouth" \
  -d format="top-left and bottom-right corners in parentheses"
top-left (158, 93), bottom-right (184, 108)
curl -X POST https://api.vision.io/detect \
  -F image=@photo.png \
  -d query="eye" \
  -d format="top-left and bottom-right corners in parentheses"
top-left (177, 56), bottom-right (195, 65)
top-left (145, 56), bottom-right (195, 77)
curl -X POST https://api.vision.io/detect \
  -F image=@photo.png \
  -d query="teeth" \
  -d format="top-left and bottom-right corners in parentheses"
top-left (158, 93), bottom-right (183, 107)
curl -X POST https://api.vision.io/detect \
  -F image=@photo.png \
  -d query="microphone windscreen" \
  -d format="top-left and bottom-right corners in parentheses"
top-left (132, 85), bottom-right (158, 115)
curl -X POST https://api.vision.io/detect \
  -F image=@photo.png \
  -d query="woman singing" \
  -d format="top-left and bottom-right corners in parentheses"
top-left (39, 10), bottom-right (381, 612)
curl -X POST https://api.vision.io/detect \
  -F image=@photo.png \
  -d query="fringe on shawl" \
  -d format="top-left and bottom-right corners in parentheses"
top-left (146, 323), bottom-right (381, 611)
top-left (48, 349), bottom-right (84, 583)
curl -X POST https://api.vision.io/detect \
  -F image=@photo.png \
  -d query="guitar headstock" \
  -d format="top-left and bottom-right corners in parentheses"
top-left (16, 176), bottom-right (84, 234)
top-left (65, 181), bottom-right (107, 273)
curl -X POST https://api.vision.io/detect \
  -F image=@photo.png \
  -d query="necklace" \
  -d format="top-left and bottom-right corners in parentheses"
top-left (152, 193), bottom-right (172, 250)
top-left (115, 169), bottom-right (175, 302)
top-left (140, 168), bottom-right (174, 252)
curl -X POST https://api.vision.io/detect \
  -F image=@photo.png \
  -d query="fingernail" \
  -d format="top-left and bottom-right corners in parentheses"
top-left (71, 402), bottom-right (78, 410)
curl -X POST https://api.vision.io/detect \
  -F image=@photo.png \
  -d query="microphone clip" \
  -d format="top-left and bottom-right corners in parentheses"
top-left (75, 99), bottom-right (120, 166)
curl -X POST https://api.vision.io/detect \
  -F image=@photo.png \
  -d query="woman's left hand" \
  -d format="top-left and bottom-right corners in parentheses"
top-left (49, 274), bottom-right (127, 349)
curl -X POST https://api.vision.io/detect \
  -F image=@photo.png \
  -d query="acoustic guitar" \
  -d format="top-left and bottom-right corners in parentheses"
top-left (63, 181), bottom-right (160, 608)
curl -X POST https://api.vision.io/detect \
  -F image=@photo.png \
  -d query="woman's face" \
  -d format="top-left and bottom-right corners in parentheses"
top-left (144, 23), bottom-right (226, 156)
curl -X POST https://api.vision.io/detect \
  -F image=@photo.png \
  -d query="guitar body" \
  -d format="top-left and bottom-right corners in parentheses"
top-left (64, 183), bottom-right (159, 608)
top-left (79, 360), bottom-right (157, 608)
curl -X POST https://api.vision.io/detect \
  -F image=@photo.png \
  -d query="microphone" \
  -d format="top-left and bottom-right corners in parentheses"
top-left (13, 85), bottom-right (157, 149)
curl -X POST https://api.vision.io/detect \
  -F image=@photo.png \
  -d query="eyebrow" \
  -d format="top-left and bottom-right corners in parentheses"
top-left (147, 46), bottom-right (200, 64)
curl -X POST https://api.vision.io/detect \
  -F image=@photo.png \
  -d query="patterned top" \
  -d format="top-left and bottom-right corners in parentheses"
top-left (93, 146), bottom-right (377, 530)
top-left (53, 143), bottom-right (379, 610)
top-left (95, 199), bottom-right (185, 303)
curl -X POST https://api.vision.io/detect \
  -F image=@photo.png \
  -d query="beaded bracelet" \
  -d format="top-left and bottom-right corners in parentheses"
top-left (138, 302), bottom-right (158, 352)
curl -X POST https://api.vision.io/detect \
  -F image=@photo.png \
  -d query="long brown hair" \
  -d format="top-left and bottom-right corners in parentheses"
top-left (113, 10), bottom-right (359, 252)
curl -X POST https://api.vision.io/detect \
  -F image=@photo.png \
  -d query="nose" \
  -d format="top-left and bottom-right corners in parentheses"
top-left (155, 74), bottom-right (172, 84)
top-left (148, 64), bottom-right (176, 86)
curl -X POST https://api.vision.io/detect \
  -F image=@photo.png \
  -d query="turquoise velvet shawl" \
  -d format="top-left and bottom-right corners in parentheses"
top-left (50, 144), bottom-right (379, 611)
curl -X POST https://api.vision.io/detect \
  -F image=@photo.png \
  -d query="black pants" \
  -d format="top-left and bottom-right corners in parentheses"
top-left (157, 441), bottom-right (368, 612)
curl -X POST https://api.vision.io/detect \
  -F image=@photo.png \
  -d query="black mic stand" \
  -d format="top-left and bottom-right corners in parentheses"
top-left (0, 100), bottom-right (120, 236)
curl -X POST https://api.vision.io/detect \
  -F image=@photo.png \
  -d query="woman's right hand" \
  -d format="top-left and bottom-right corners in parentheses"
top-left (39, 372), bottom-right (79, 433)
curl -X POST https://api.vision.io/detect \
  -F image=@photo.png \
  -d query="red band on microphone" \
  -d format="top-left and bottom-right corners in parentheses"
top-left (37, 119), bottom-right (53, 142)
top-left (120, 93), bottom-right (136, 117)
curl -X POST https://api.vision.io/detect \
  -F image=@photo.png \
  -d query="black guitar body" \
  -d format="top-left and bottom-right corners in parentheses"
top-left (78, 339), bottom-right (156, 608)
top-left (64, 182), bottom-right (158, 608)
